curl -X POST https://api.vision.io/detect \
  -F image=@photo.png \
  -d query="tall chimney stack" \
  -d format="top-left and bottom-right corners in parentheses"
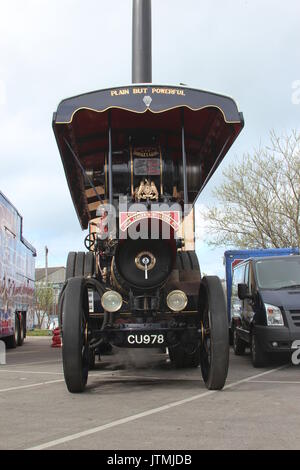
top-left (132, 0), bottom-right (152, 83)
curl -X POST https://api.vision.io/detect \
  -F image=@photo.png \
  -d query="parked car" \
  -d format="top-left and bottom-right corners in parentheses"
top-left (224, 248), bottom-right (299, 325)
top-left (231, 255), bottom-right (300, 367)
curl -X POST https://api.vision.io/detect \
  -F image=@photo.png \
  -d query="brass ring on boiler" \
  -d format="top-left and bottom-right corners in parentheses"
top-left (135, 251), bottom-right (156, 271)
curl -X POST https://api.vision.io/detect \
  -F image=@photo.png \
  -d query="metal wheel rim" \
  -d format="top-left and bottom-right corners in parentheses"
top-left (80, 306), bottom-right (89, 383)
top-left (200, 304), bottom-right (211, 381)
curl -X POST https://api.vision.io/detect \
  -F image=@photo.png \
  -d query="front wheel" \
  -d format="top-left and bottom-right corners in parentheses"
top-left (251, 331), bottom-right (269, 367)
top-left (233, 326), bottom-right (246, 356)
top-left (198, 276), bottom-right (229, 390)
top-left (62, 277), bottom-right (90, 393)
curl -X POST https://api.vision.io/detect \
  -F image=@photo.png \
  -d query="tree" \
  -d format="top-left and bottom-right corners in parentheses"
top-left (35, 284), bottom-right (54, 329)
top-left (205, 130), bottom-right (300, 249)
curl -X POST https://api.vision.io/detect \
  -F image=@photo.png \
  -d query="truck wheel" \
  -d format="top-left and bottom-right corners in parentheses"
top-left (251, 331), bottom-right (269, 367)
top-left (17, 314), bottom-right (24, 346)
top-left (233, 327), bottom-right (246, 356)
top-left (65, 252), bottom-right (77, 280)
top-left (198, 276), bottom-right (229, 390)
top-left (169, 343), bottom-right (200, 368)
top-left (74, 252), bottom-right (85, 276)
top-left (62, 277), bottom-right (89, 393)
top-left (5, 313), bottom-right (20, 349)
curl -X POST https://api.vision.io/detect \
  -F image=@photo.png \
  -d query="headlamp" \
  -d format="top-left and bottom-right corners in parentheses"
top-left (167, 290), bottom-right (188, 312)
top-left (101, 290), bottom-right (123, 313)
top-left (264, 303), bottom-right (284, 326)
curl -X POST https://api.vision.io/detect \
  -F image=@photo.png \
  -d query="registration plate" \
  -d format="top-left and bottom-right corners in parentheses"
top-left (127, 333), bottom-right (165, 345)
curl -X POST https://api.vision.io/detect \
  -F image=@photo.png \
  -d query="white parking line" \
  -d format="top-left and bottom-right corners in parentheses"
top-left (0, 370), bottom-right (126, 389)
top-left (0, 370), bottom-right (121, 377)
top-left (6, 360), bottom-right (61, 367)
top-left (249, 380), bottom-right (300, 384)
top-left (0, 369), bottom-right (64, 376)
top-left (6, 349), bottom-right (50, 356)
top-left (27, 365), bottom-right (287, 450)
top-left (0, 379), bottom-right (64, 393)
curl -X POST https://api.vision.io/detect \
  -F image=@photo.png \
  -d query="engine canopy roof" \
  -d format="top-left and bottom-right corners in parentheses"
top-left (53, 84), bottom-right (244, 229)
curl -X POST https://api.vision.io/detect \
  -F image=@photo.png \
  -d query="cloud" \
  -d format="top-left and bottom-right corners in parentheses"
top-left (0, 0), bottom-right (299, 273)
top-left (0, 80), bottom-right (6, 107)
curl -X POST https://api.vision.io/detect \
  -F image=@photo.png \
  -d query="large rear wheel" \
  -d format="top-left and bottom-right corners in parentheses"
top-left (62, 277), bottom-right (90, 393)
top-left (84, 252), bottom-right (95, 277)
top-left (74, 252), bottom-right (85, 277)
top-left (198, 276), bottom-right (229, 390)
top-left (176, 251), bottom-right (201, 281)
top-left (65, 252), bottom-right (77, 280)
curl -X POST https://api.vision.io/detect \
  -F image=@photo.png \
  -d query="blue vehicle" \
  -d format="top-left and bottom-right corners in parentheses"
top-left (224, 248), bottom-right (299, 324)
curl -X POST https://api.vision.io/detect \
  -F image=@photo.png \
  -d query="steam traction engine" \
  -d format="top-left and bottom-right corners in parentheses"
top-left (53, 84), bottom-right (244, 393)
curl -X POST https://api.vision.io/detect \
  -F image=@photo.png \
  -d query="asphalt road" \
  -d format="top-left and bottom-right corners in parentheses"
top-left (0, 337), bottom-right (299, 450)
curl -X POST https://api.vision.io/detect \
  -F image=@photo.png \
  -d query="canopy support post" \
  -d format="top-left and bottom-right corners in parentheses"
top-left (181, 109), bottom-right (188, 214)
top-left (63, 137), bottom-right (103, 206)
top-left (200, 135), bottom-right (231, 193)
top-left (108, 110), bottom-right (113, 206)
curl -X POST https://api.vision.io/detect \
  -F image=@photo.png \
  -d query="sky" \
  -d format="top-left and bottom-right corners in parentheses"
top-left (0, 0), bottom-right (299, 278)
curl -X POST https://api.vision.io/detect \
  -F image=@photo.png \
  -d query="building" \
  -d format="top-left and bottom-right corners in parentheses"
top-left (35, 266), bottom-right (65, 317)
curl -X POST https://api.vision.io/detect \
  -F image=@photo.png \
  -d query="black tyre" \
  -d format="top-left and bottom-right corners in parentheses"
top-left (17, 314), bottom-right (24, 346)
top-left (233, 326), bottom-right (246, 356)
top-left (74, 252), bottom-right (85, 277)
top-left (84, 252), bottom-right (95, 277)
top-left (65, 252), bottom-right (77, 280)
top-left (176, 251), bottom-right (199, 271)
top-left (198, 276), bottom-right (229, 390)
top-left (176, 251), bottom-right (201, 281)
top-left (169, 343), bottom-right (200, 368)
top-left (62, 277), bottom-right (89, 393)
top-left (5, 314), bottom-right (19, 349)
top-left (251, 331), bottom-right (269, 367)
top-left (176, 251), bottom-right (201, 312)
top-left (177, 251), bottom-right (191, 271)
